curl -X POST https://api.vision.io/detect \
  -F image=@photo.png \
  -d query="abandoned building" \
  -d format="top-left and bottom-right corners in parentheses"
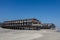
top-left (41, 23), bottom-right (55, 29)
top-left (0, 18), bottom-right (56, 30)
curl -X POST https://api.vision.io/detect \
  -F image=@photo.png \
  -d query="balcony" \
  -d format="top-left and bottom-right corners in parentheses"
top-left (32, 24), bottom-right (42, 26)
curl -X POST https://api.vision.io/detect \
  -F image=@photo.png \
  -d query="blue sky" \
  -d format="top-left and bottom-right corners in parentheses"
top-left (0, 0), bottom-right (60, 27)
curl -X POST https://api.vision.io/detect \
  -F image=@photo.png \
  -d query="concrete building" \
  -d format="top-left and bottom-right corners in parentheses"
top-left (0, 18), bottom-right (56, 30)
top-left (1, 18), bottom-right (41, 30)
top-left (41, 23), bottom-right (55, 29)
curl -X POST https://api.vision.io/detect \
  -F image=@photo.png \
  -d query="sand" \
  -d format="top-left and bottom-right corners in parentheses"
top-left (0, 28), bottom-right (60, 40)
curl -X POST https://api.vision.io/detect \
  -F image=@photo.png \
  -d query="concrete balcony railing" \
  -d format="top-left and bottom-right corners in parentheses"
top-left (32, 24), bottom-right (42, 26)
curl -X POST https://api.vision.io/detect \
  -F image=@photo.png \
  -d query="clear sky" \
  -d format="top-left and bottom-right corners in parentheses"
top-left (0, 0), bottom-right (60, 27)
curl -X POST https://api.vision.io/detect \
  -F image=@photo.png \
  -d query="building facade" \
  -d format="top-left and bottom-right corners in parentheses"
top-left (41, 23), bottom-right (55, 29)
top-left (1, 18), bottom-right (56, 30)
top-left (1, 18), bottom-right (41, 30)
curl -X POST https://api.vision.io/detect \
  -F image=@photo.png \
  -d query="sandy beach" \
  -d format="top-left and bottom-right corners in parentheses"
top-left (0, 28), bottom-right (60, 40)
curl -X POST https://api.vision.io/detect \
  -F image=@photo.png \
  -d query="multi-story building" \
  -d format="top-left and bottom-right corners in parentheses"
top-left (0, 18), bottom-right (56, 30)
top-left (1, 18), bottom-right (42, 30)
